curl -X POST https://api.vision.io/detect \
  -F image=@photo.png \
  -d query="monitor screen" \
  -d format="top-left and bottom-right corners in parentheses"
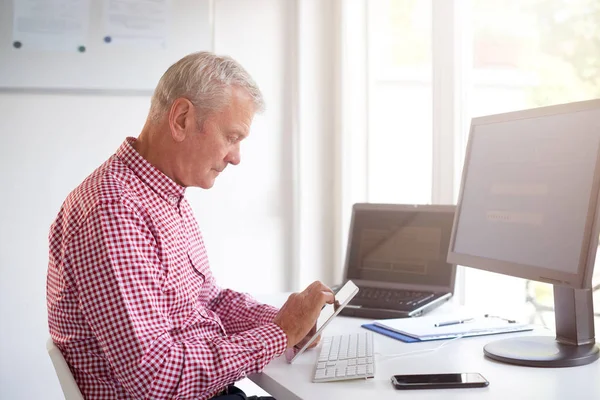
top-left (346, 205), bottom-right (456, 290)
top-left (448, 100), bottom-right (600, 289)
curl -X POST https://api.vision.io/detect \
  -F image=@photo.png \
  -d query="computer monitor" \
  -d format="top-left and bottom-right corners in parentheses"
top-left (448, 99), bottom-right (600, 367)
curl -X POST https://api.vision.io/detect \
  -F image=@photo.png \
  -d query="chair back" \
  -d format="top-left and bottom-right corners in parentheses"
top-left (46, 338), bottom-right (85, 400)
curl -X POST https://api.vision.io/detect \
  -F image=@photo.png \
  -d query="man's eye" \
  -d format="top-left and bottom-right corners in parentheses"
top-left (228, 136), bottom-right (240, 144)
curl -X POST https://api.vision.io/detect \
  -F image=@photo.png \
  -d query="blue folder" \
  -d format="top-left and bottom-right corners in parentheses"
top-left (361, 323), bottom-right (420, 343)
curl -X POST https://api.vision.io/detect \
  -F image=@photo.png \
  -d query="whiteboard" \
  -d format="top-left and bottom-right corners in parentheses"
top-left (0, 0), bottom-right (213, 92)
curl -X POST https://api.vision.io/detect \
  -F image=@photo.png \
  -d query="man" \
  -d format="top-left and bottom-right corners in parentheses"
top-left (47, 52), bottom-right (334, 400)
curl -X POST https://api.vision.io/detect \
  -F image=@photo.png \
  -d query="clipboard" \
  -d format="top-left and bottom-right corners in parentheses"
top-left (364, 314), bottom-right (533, 342)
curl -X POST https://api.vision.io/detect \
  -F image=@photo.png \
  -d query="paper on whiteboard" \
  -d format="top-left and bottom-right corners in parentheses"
top-left (102, 0), bottom-right (170, 49)
top-left (12, 0), bottom-right (91, 52)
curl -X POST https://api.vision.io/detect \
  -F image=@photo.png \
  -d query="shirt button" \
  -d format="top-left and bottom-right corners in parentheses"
top-left (168, 195), bottom-right (178, 205)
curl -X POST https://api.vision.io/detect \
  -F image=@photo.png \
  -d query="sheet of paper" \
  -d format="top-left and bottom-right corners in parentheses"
top-left (12, 0), bottom-right (91, 52)
top-left (102, 0), bottom-right (170, 49)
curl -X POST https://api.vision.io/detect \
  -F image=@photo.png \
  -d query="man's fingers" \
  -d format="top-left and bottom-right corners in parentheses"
top-left (307, 281), bottom-right (333, 295)
top-left (307, 281), bottom-right (323, 291)
top-left (333, 299), bottom-right (341, 311)
top-left (311, 290), bottom-right (334, 313)
top-left (306, 281), bottom-right (335, 303)
top-left (322, 290), bottom-right (335, 304)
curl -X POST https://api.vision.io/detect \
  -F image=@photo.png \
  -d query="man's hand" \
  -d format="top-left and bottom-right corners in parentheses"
top-left (273, 281), bottom-right (335, 349)
top-left (295, 299), bottom-right (340, 349)
top-left (294, 325), bottom-right (321, 350)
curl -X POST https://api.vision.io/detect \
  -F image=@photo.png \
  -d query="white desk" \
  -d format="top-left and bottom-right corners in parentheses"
top-left (248, 295), bottom-right (600, 400)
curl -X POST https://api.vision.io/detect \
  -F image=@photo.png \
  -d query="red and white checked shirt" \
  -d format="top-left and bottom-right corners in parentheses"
top-left (47, 138), bottom-right (287, 400)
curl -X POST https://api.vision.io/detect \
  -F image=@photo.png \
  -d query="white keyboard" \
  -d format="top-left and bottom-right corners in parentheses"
top-left (313, 332), bottom-right (375, 382)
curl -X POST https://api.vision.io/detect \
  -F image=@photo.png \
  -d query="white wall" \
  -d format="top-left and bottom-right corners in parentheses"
top-left (0, 94), bottom-right (150, 399)
top-left (0, 1), bottom-right (339, 398)
top-left (194, 0), bottom-right (291, 294)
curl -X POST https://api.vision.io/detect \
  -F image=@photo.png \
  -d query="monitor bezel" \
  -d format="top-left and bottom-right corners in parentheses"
top-left (447, 99), bottom-right (600, 289)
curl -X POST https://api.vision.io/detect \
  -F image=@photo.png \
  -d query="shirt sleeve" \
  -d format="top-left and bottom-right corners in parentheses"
top-left (207, 288), bottom-right (281, 335)
top-left (67, 200), bottom-right (287, 400)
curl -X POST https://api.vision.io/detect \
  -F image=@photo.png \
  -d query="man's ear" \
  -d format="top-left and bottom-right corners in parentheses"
top-left (168, 98), bottom-right (194, 142)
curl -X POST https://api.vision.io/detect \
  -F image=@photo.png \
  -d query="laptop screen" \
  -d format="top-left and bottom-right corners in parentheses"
top-left (345, 205), bottom-right (456, 289)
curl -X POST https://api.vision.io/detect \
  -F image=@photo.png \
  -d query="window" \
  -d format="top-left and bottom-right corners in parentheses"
top-left (367, 0), bottom-right (432, 204)
top-left (358, 0), bottom-right (600, 320)
top-left (465, 0), bottom-right (600, 321)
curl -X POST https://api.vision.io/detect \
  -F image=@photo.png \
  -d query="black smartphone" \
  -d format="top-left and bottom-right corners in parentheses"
top-left (390, 373), bottom-right (489, 390)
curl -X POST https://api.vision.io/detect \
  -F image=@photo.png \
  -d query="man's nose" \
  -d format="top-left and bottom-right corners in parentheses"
top-left (226, 148), bottom-right (240, 166)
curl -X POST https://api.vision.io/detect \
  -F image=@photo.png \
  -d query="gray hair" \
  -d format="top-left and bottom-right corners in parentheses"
top-left (149, 51), bottom-right (265, 123)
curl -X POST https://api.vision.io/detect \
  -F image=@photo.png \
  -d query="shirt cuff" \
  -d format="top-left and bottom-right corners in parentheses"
top-left (253, 322), bottom-right (288, 358)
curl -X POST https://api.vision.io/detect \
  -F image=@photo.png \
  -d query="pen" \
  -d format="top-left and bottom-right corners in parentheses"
top-left (484, 314), bottom-right (516, 323)
top-left (434, 318), bottom-right (474, 327)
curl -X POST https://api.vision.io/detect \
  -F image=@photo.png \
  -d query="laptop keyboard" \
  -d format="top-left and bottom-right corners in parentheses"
top-left (353, 287), bottom-right (435, 308)
top-left (313, 332), bottom-right (375, 383)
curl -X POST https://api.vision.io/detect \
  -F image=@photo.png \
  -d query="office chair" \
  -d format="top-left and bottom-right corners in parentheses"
top-left (46, 338), bottom-right (85, 400)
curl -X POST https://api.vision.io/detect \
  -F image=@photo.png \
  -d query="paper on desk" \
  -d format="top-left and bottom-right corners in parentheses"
top-left (373, 314), bottom-right (533, 341)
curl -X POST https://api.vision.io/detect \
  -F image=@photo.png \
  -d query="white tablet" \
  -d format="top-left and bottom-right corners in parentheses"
top-left (285, 280), bottom-right (359, 363)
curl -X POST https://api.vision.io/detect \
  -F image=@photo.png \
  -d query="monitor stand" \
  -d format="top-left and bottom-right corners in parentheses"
top-left (483, 285), bottom-right (599, 367)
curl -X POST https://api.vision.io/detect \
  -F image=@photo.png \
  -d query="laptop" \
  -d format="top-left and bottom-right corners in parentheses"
top-left (338, 203), bottom-right (457, 319)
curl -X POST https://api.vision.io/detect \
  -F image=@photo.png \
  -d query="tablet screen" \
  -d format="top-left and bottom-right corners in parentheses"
top-left (285, 280), bottom-right (359, 363)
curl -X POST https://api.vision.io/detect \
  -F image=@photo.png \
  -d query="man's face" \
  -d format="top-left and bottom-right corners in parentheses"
top-left (183, 87), bottom-right (255, 189)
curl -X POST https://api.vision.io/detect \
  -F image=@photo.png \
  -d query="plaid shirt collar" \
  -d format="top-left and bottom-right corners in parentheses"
top-left (116, 137), bottom-right (186, 206)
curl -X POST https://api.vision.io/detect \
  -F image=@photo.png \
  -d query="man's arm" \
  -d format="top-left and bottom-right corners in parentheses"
top-left (68, 201), bottom-right (287, 399)
top-left (207, 288), bottom-right (280, 334)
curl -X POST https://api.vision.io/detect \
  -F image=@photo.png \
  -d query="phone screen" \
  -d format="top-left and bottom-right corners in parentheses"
top-left (391, 373), bottom-right (489, 389)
